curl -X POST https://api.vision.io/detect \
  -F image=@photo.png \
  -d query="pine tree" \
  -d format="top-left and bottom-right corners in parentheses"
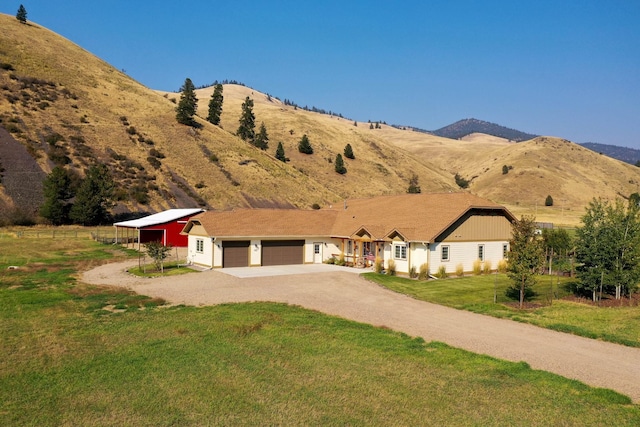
top-left (175, 78), bottom-right (198, 126)
top-left (40, 166), bottom-right (73, 225)
top-left (545, 195), bottom-right (554, 206)
top-left (237, 96), bottom-right (255, 142)
top-left (16, 5), bottom-right (27, 24)
top-left (335, 154), bottom-right (347, 174)
top-left (344, 143), bottom-right (355, 159)
top-left (253, 122), bottom-right (269, 150)
top-left (298, 134), bottom-right (313, 154)
top-left (69, 165), bottom-right (115, 226)
top-left (207, 84), bottom-right (223, 125)
top-left (275, 142), bottom-right (287, 162)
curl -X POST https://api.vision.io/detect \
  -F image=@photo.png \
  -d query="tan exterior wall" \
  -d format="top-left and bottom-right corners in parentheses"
top-left (439, 213), bottom-right (512, 242)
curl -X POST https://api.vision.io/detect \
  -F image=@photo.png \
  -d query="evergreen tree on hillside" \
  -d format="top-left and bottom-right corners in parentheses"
top-left (69, 165), bottom-right (115, 226)
top-left (344, 143), bottom-right (355, 159)
top-left (40, 166), bottom-right (74, 225)
top-left (254, 122), bottom-right (269, 150)
top-left (207, 83), bottom-right (223, 125)
top-left (16, 5), bottom-right (27, 24)
top-left (175, 78), bottom-right (198, 126)
top-left (237, 96), bottom-right (256, 142)
top-left (545, 195), bottom-right (554, 206)
top-left (335, 154), bottom-right (347, 174)
top-left (275, 142), bottom-right (287, 162)
top-left (298, 134), bottom-right (313, 154)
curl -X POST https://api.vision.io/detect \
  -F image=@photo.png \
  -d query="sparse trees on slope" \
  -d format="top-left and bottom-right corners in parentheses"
top-left (69, 164), bottom-right (115, 226)
top-left (506, 215), bottom-right (544, 308)
top-left (207, 84), bottom-right (223, 125)
top-left (175, 78), bottom-right (198, 126)
top-left (334, 154), bottom-right (346, 174)
top-left (275, 142), bottom-right (287, 162)
top-left (298, 134), bottom-right (313, 154)
top-left (237, 96), bottom-right (255, 142)
top-left (344, 143), bottom-right (355, 159)
top-left (40, 166), bottom-right (74, 225)
top-left (254, 122), bottom-right (269, 150)
top-left (16, 5), bottom-right (27, 24)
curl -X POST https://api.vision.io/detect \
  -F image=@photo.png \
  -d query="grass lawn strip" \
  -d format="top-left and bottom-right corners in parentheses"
top-left (364, 273), bottom-right (640, 348)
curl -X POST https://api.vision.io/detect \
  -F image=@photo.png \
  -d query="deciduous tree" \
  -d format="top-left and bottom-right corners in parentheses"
top-left (207, 84), bottom-right (223, 125)
top-left (237, 96), bottom-right (255, 142)
top-left (576, 198), bottom-right (640, 301)
top-left (175, 78), bottom-right (198, 126)
top-left (506, 215), bottom-right (544, 308)
top-left (407, 174), bottom-right (421, 194)
top-left (144, 241), bottom-right (172, 272)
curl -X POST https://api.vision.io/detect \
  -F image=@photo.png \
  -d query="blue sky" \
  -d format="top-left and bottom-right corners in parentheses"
top-left (4, 1), bottom-right (640, 148)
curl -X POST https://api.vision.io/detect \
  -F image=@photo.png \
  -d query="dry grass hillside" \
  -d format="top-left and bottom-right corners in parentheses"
top-left (0, 13), bottom-right (637, 227)
top-left (380, 130), bottom-right (640, 225)
top-left (0, 13), bottom-right (454, 220)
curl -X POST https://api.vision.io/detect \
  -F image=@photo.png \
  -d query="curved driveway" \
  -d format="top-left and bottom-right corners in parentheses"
top-left (82, 262), bottom-right (640, 403)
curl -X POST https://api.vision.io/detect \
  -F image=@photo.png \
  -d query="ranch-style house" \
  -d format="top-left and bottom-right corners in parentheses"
top-left (181, 193), bottom-right (516, 275)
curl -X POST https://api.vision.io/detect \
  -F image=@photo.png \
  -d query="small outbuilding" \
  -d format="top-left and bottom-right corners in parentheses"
top-left (114, 208), bottom-right (204, 248)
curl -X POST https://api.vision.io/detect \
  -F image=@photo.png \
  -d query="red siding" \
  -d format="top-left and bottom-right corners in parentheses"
top-left (140, 217), bottom-right (193, 247)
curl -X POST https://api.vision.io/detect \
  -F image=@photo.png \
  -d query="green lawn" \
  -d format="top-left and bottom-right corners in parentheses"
top-left (363, 273), bottom-right (640, 347)
top-left (1, 234), bottom-right (639, 425)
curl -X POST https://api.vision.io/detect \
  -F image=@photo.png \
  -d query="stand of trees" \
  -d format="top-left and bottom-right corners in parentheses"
top-left (575, 198), bottom-right (640, 301)
top-left (41, 165), bottom-right (115, 226)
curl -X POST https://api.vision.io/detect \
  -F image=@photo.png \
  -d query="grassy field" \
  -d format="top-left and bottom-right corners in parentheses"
top-left (1, 235), bottom-right (639, 425)
top-left (364, 273), bottom-right (640, 347)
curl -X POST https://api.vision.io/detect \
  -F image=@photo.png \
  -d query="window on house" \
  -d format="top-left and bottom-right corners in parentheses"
top-left (196, 239), bottom-right (204, 253)
top-left (478, 244), bottom-right (485, 261)
top-left (394, 244), bottom-right (407, 260)
top-left (503, 243), bottom-right (509, 258)
top-left (347, 240), bottom-right (353, 254)
top-left (441, 245), bottom-right (450, 262)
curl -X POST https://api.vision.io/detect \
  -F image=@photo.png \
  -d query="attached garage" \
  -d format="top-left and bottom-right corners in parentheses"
top-left (222, 241), bottom-right (250, 268)
top-left (261, 240), bottom-right (304, 266)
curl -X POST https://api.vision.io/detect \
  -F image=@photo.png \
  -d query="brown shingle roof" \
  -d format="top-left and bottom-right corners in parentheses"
top-left (329, 193), bottom-right (512, 241)
top-left (187, 193), bottom-right (514, 242)
top-left (190, 208), bottom-right (338, 238)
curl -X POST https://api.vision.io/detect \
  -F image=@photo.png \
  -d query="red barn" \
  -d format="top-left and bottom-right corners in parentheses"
top-left (114, 209), bottom-right (204, 248)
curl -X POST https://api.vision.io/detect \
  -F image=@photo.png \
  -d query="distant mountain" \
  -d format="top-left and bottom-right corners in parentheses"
top-left (430, 118), bottom-right (538, 142)
top-left (579, 142), bottom-right (640, 165)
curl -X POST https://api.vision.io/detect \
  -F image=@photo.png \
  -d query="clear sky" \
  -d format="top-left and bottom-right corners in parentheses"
top-left (3, 1), bottom-right (640, 148)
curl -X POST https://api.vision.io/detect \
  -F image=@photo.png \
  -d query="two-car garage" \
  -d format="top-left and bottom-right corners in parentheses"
top-left (222, 240), bottom-right (304, 267)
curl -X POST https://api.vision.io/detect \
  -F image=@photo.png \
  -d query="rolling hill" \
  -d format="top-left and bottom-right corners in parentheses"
top-left (429, 118), bottom-right (538, 142)
top-left (0, 13), bottom-right (454, 222)
top-left (1, 13), bottom-right (639, 227)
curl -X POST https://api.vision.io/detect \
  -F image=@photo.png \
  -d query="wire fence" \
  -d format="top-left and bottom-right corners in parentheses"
top-left (0, 227), bottom-right (114, 240)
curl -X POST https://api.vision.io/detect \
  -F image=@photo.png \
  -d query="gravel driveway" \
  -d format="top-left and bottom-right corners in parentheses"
top-left (82, 262), bottom-right (640, 403)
